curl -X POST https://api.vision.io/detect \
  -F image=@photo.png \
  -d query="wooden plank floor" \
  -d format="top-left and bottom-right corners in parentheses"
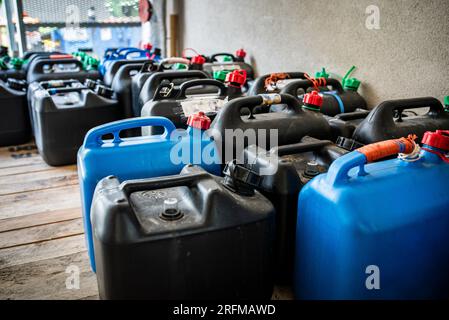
top-left (0, 143), bottom-right (99, 300)
top-left (0, 142), bottom-right (293, 300)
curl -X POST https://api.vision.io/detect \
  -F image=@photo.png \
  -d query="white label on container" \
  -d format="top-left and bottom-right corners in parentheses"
top-left (180, 97), bottom-right (227, 117)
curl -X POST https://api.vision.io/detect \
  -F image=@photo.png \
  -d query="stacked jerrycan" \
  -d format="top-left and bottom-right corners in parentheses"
top-left (141, 70), bottom-right (247, 135)
top-left (211, 93), bottom-right (333, 165)
top-left (296, 131), bottom-right (449, 299)
top-left (202, 49), bottom-right (254, 90)
top-left (135, 65), bottom-right (209, 117)
top-left (0, 78), bottom-right (30, 146)
top-left (91, 164), bottom-right (274, 300)
top-left (78, 113), bottom-right (221, 272)
top-left (351, 97), bottom-right (449, 147)
top-left (32, 80), bottom-right (121, 166)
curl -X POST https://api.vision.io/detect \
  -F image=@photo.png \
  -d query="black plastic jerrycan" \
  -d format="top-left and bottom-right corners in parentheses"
top-left (110, 62), bottom-right (146, 119)
top-left (102, 58), bottom-right (150, 87)
top-left (240, 136), bottom-right (349, 284)
top-left (131, 60), bottom-right (159, 114)
top-left (211, 93), bottom-right (333, 164)
top-left (0, 79), bottom-right (30, 146)
top-left (26, 55), bottom-right (100, 84)
top-left (353, 97), bottom-right (449, 145)
top-left (247, 72), bottom-right (307, 96)
top-left (27, 79), bottom-right (86, 134)
top-left (20, 51), bottom-right (61, 73)
top-left (92, 164), bottom-right (275, 300)
top-left (280, 78), bottom-right (367, 116)
top-left (136, 69), bottom-right (209, 117)
top-left (32, 85), bottom-right (121, 166)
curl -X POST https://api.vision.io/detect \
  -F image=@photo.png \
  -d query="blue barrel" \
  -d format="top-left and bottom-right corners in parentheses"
top-left (295, 132), bottom-right (449, 299)
top-left (77, 114), bottom-right (221, 271)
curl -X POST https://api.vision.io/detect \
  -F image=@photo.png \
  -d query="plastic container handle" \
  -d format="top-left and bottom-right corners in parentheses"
top-left (140, 61), bottom-right (158, 73)
top-left (220, 93), bottom-right (302, 123)
top-left (334, 110), bottom-right (371, 121)
top-left (210, 53), bottom-right (236, 62)
top-left (367, 97), bottom-right (444, 125)
top-left (83, 117), bottom-right (177, 147)
top-left (48, 86), bottom-right (88, 94)
top-left (35, 58), bottom-right (83, 71)
top-left (124, 49), bottom-right (149, 59)
top-left (177, 79), bottom-right (227, 99)
top-left (158, 57), bottom-right (190, 70)
top-left (327, 136), bottom-right (416, 186)
top-left (249, 72), bottom-right (307, 95)
top-left (121, 172), bottom-right (209, 198)
top-left (281, 78), bottom-right (343, 95)
top-left (113, 47), bottom-right (137, 56)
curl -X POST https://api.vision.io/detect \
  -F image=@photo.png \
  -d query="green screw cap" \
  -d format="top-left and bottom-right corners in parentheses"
top-left (315, 67), bottom-right (330, 79)
top-left (213, 70), bottom-right (230, 81)
top-left (10, 58), bottom-right (24, 70)
top-left (342, 65), bottom-right (361, 91)
top-left (444, 96), bottom-right (449, 109)
top-left (84, 57), bottom-right (99, 71)
top-left (343, 77), bottom-right (361, 91)
top-left (173, 63), bottom-right (188, 70)
top-left (223, 56), bottom-right (233, 62)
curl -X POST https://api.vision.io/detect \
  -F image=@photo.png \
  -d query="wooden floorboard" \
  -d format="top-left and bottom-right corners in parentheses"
top-left (0, 250), bottom-right (98, 300)
top-left (0, 143), bottom-right (99, 299)
top-left (0, 208), bottom-right (81, 233)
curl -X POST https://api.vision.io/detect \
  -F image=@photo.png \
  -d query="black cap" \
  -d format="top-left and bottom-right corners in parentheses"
top-left (336, 136), bottom-right (364, 151)
top-left (85, 79), bottom-right (97, 90)
top-left (96, 85), bottom-right (114, 99)
top-left (222, 160), bottom-right (262, 196)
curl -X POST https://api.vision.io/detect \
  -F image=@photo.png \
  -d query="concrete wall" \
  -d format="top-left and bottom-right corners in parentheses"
top-left (179, 0), bottom-right (449, 107)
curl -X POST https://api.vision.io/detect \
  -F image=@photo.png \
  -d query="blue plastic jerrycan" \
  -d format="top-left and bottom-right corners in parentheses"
top-left (295, 131), bottom-right (449, 299)
top-left (100, 47), bottom-right (150, 76)
top-left (78, 113), bottom-right (221, 271)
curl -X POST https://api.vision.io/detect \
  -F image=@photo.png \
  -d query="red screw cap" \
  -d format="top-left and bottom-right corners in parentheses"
top-left (187, 112), bottom-right (211, 130)
top-left (226, 70), bottom-right (247, 86)
top-left (191, 55), bottom-right (206, 65)
top-left (143, 43), bottom-right (153, 51)
top-left (235, 48), bottom-right (246, 59)
top-left (303, 91), bottom-right (323, 108)
top-left (422, 130), bottom-right (449, 151)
